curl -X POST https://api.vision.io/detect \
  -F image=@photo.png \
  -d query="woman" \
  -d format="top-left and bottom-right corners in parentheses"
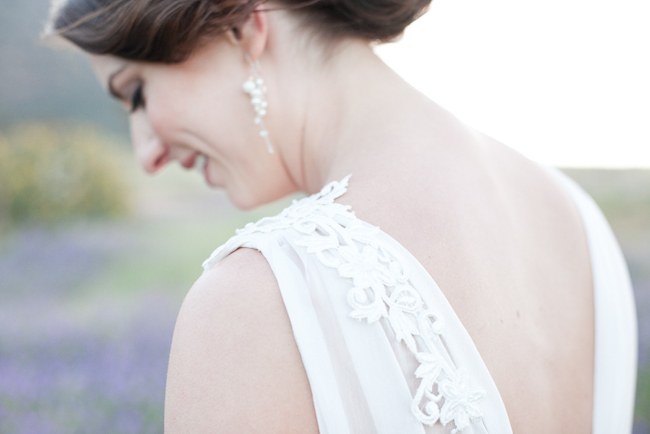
top-left (47, 1), bottom-right (637, 432)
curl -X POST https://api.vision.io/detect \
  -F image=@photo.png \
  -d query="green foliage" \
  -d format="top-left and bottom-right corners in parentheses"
top-left (0, 123), bottom-right (130, 227)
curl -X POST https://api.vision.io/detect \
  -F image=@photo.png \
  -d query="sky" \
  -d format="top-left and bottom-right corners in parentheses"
top-left (376, 0), bottom-right (650, 168)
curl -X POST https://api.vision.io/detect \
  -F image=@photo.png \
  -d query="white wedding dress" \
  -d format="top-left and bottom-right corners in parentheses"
top-left (202, 168), bottom-right (637, 433)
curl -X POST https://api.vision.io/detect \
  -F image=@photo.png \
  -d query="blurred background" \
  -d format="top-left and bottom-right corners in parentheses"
top-left (1, 0), bottom-right (648, 432)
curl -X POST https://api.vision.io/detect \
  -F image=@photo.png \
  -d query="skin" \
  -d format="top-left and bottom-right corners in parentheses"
top-left (90, 16), bottom-right (294, 210)
top-left (91, 5), bottom-right (595, 433)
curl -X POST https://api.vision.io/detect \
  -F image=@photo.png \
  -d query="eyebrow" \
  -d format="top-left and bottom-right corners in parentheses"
top-left (107, 64), bottom-right (128, 100)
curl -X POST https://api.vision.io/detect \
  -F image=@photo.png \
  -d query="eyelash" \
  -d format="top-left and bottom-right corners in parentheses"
top-left (130, 83), bottom-right (145, 113)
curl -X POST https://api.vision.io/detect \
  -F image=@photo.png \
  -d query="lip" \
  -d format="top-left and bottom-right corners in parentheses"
top-left (180, 154), bottom-right (198, 169)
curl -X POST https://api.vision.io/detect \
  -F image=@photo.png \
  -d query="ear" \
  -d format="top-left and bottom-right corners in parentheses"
top-left (231, 6), bottom-right (269, 61)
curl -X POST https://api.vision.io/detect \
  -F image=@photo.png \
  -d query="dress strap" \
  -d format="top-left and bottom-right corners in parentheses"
top-left (546, 167), bottom-right (637, 434)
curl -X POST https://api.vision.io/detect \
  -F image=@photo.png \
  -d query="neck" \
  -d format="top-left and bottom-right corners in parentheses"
top-left (273, 39), bottom-right (438, 194)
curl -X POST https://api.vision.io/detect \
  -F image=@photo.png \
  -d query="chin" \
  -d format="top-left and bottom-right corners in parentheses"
top-left (227, 189), bottom-right (266, 211)
top-left (227, 183), bottom-right (294, 211)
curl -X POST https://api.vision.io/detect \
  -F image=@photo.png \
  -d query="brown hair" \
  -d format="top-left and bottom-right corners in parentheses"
top-left (50, 0), bottom-right (432, 63)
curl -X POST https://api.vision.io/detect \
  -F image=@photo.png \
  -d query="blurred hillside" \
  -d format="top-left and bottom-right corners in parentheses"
top-left (0, 0), bottom-right (128, 134)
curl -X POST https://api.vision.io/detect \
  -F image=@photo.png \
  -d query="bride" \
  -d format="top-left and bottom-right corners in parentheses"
top-left (47, 1), bottom-right (636, 432)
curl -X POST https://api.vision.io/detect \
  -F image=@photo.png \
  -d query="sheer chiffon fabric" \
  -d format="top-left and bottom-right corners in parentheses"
top-left (203, 169), bottom-right (636, 433)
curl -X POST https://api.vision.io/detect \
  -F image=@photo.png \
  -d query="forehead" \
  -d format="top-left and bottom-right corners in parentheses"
top-left (88, 54), bottom-right (128, 88)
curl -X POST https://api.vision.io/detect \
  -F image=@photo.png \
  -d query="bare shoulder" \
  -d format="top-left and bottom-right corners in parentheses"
top-left (164, 248), bottom-right (319, 434)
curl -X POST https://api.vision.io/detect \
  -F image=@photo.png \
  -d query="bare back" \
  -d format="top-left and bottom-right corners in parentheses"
top-left (341, 131), bottom-right (595, 433)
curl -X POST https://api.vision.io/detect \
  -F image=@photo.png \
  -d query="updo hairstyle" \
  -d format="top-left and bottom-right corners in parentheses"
top-left (50, 0), bottom-right (432, 63)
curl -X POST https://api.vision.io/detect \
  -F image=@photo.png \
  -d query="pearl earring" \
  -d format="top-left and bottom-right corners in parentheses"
top-left (242, 59), bottom-right (274, 155)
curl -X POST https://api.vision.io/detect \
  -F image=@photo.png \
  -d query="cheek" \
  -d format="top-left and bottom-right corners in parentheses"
top-left (146, 98), bottom-right (181, 142)
top-left (147, 87), bottom-right (247, 151)
top-left (143, 78), bottom-right (200, 142)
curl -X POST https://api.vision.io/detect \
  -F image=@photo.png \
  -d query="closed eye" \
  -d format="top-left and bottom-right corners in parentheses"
top-left (130, 82), bottom-right (146, 113)
top-left (106, 67), bottom-right (145, 113)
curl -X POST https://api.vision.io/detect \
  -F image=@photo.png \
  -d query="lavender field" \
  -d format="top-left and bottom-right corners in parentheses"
top-left (0, 168), bottom-right (648, 433)
top-left (0, 223), bottom-right (188, 433)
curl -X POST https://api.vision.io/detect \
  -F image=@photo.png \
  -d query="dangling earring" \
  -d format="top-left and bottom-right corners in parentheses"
top-left (242, 57), bottom-right (274, 155)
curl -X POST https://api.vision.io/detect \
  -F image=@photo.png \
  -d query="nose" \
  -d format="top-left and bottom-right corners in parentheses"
top-left (135, 137), bottom-right (169, 174)
top-left (130, 113), bottom-right (169, 174)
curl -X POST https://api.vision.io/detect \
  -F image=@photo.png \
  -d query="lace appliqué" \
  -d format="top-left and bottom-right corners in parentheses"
top-left (202, 176), bottom-right (486, 433)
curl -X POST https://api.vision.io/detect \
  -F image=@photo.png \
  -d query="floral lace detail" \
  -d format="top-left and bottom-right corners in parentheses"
top-left (203, 176), bottom-right (486, 433)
